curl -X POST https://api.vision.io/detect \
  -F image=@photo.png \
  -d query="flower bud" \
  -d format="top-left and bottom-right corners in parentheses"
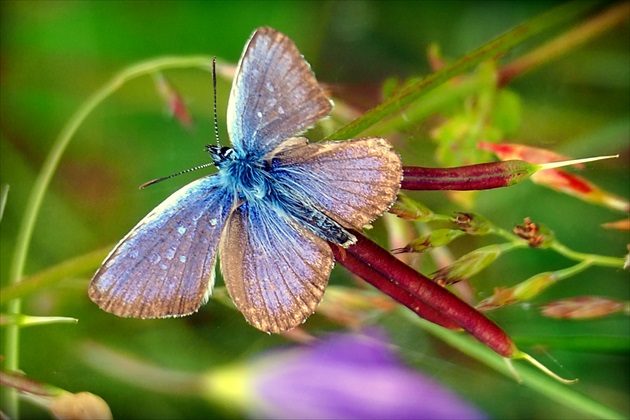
top-left (540, 296), bottom-right (628, 320)
top-left (224, 331), bottom-right (487, 419)
top-left (451, 212), bottom-right (493, 235)
top-left (388, 194), bottom-right (435, 221)
top-left (392, 229), bottom-right (464, 254)
top-left (601, 218), bottom-right (630, 230)
top-left (477, 271), bottom-right (557, 311)
top-left (512, 271), bottom-right (557, 301)
top-left (0, 369), bottom-right (112, 420)
top-left (513, 217), bottom-right (554, 248)
top-left (50, 392), bottom-right (113, 420)
top-left (433, 244), bottom-right (504, 285)
top-left (479, 141), bottom-right (628, 212)
top-left (153, 72), bottom-right (193, 130)
top-left (316, 286), bottom-right (396, 328)
top-left (401, 160), bottom-right (534, 191)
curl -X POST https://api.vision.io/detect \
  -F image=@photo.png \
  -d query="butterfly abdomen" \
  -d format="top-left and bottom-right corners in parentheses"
top-left (271, 186), bottom-right (357, 247)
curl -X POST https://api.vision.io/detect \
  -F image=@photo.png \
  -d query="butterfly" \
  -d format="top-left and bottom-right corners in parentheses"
top-left (89, 27), bottom-right (402, 333)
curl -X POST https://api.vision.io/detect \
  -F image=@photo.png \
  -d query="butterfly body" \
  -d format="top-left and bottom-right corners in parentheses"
top-left (214, 146), bottom-right (274, 201)
top-left (89, 27), bottom-right (402, 333)
top-left (209, 141), bottom-right (355, 246)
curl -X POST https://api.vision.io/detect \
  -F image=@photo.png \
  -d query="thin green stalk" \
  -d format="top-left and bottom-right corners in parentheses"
top-left (0, 314), bottom-right (78, 328)
top-left (408, 315), bottom-right (627, 419)
top-left (370, 69), bottom-right (488, 136)
top-left (0, 185), bottom-right (9, 222)
top-left (1, 55), bottom-right (214, 418)
top-left (551, 242), bottom-right (626, 268)
top-left (488, 226), bottom-right (625, 269)
top-left (0, 246), bottom-right (111, 305)
top-left (325, 1), bottom-right (597, 140)
top-left (491, 226), bottom-right (521, 242)
top-left (499, 2), bottom-right (630, 86)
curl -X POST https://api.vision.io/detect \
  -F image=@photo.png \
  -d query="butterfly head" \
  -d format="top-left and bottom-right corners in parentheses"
top-left (206, 144), bottom-right (236, 168)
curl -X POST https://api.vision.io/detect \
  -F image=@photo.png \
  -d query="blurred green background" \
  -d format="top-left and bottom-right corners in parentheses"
top-left (1, 1), bottom-right (628, 419)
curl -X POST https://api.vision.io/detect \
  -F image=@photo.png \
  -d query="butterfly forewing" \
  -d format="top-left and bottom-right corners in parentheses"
top-left (272, 137), bottom-right (402, 230)
top-left (89, 176), bottom-right (232, 318)
top-left (227, 27), bottom-right (332, 157)
top-left (219, 201), bottom-right (333, 333)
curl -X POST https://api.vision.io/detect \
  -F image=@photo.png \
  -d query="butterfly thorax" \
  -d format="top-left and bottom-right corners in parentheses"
top-left (208, 145), bottom-right (275, 201)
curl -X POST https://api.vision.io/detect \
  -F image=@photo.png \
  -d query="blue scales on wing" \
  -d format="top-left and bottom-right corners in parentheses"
top-left (88, 176), bottom-right (233, 318)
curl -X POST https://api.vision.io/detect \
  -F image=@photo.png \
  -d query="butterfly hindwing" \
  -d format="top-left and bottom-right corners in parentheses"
top-left (219, 200), bottom-right (333, 333)
top-left (89, 176), bottom-right (232, 318)
top-left (271, 137), bottom-right (402, 230)
top-left (227, 27), bottom-right (332, 157)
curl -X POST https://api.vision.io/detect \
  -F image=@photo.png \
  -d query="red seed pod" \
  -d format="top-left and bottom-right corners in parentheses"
top-left (401, 160), bottom-right (533, 191)
top-left (336, 231), bottom-right (518, 358)
top-left (331, 244), bottom-right (461, 330)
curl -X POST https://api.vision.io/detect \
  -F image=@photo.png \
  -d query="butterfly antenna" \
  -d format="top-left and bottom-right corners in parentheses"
top-left (141, 58), bottom-right (223, 190)
top-left (212, 57), bottom-right (221, 148)
top-left (139, 162), bottom-right (215, 189)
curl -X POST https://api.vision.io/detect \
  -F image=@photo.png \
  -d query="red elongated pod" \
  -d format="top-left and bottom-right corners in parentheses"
top-left (331, 245), bottom-right (461, 330)
top-left (338, 231), bottom-right (518, 358)
top-left (401, 161), bottom-right (532, 191)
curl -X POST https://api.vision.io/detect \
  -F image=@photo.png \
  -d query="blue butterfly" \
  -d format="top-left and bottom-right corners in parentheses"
top-left (89, 27), bottom-right (402, 333)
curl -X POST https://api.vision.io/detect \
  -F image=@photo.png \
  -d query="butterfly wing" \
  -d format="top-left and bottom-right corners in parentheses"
top-left (271, 137), bottom-right (402, 230)
top-left (227, 26), bottom-right (332, 158)
top-left (219, 201), bottom-right (333, 333)
top-left (89, 176), bottom-right (233, 318)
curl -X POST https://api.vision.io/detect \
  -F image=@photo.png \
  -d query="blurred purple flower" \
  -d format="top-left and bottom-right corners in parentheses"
top-left (247, 331), bottom-right (486, 420)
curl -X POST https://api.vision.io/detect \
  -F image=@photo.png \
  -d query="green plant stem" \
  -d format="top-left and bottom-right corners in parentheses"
top-left (488, 226), bottom-right (625, 269)
top-left (490, 226), bottom-right (520, 242)
top-left (324, 1), bottom-right (597, 140)
top-left (408, 314), bottom-right (627, 419)
top-left (0, 185), bottom-right (9, 222)
top-left (0, 314), bottom-right (78, 328)
top-left (1, 55), bottom-right (214, 418)
top-left (370, 69), bottom-right (488, 136)
top-left (0, 246), bottom-right (111, 305)
top-left (498, 2), bottom-right (630, 86)
top-left (550, 242), bottom-right (626, 268)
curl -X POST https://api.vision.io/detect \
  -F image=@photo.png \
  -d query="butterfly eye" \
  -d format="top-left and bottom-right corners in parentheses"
top-left (221, 147), bottom-right (235, 159)
top-left (206, 145), bottom-right (235, 167)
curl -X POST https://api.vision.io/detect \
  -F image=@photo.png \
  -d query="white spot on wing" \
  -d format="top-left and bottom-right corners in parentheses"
top-left (165, 247), bottom-right (176, 260)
